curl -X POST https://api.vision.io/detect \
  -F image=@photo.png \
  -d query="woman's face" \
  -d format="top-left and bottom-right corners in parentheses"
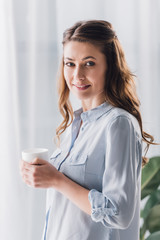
top-left (63, 41), bottom-right (107, 109)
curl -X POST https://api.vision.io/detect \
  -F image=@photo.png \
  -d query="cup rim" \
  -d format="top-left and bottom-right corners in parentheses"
top-left (22, 148), bottom-right (48, 155)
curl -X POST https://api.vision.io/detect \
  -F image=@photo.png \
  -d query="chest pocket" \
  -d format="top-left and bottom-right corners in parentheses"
top-left (49, 148), bottom-right (62, 169)
top-left (68, 154), bottom-right (88, 166)
top-left (61, 154), bottom-right (88, 186)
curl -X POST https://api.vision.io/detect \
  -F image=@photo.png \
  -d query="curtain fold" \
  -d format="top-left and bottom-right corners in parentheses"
top-left (137, 0), bottom-right (160, 156)
top-left (0, 1), bottom-right (159, 239)
top-left (0, 1), bottom-right (58, 239)
top-left (0, 1), bottom-right (24, 239)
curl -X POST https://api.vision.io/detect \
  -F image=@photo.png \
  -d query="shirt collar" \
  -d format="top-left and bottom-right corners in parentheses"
top-left (73, 102), bottom-right (113, 123)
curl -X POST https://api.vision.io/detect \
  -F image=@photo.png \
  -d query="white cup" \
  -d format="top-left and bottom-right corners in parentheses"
top-left (22, 148), bottom-right (49, 163)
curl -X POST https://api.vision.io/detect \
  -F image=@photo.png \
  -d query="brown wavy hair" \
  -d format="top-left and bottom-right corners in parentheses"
top-left (56, 20), bottom-right (155, 166)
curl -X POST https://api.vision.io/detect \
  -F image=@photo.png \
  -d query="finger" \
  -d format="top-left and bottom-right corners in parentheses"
top-left (21, 160), bottom-right (36, 172)
top-left (21, 159), bottom-right (32, 167)
top-left (23, 173), bottom-right (41, 188)
top-left (19, 160), bottom-right (29, 176)
top-left (19, 160), bottom-right (23, 173)
top-left (22, 172), bottom-right (30, 184)
top-left (23, 176), bottom-right (32, 186)
top-left (31, 158), bottom-right (47, 165)
top-left (22, 170), bottom-right (36, 184)
top-left (20, 159), bottom-right (27, 170)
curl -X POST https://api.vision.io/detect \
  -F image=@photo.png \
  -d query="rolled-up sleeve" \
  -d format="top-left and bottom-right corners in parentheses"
top-left (88, 116), bottom-right (141, 229)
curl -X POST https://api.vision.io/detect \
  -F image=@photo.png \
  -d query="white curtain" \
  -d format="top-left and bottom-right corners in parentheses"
top-left (0, 1), bottom-right (59, 239)
top-left (0, 0), bottom-right (159, 239)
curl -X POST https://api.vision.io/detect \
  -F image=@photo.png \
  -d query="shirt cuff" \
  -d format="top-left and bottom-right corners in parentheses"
top-left (88, 189), bottom-right (118, 224)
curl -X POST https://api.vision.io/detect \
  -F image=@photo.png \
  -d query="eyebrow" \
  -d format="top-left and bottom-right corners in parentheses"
top-left (64, 56), bottom-right (96, 61)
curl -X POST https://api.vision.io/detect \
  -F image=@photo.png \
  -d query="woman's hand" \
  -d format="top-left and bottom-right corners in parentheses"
top-left (20, 158), bottom-right (91, 215)
top-left (20, 158), bottom-right (62, 188)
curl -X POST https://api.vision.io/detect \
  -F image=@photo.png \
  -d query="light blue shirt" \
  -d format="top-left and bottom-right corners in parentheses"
top-left (42, 102), bottom-right (142, 240)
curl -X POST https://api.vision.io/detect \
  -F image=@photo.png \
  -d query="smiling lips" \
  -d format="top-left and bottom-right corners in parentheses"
top-left (73, 84), bottom-right (91, 90)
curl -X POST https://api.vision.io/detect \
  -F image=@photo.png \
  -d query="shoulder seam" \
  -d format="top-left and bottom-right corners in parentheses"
top-left (107, 114), bottom-right (141, 140)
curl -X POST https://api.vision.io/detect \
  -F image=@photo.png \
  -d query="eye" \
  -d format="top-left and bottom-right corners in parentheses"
top-left (64, 62), bottom-right (75, 67)
top-left (85, 61), bottom-right (95, 66)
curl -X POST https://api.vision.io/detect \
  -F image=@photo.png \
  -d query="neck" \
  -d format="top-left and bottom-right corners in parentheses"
top-left (81, 97), bottom-right (106, 112)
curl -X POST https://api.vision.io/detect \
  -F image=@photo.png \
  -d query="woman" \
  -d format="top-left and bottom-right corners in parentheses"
top-left (20, 20), bottom-right (154, 240)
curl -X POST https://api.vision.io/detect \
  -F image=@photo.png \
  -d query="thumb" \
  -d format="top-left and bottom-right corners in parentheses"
top-left (31, 157), bottom-right (47, 165)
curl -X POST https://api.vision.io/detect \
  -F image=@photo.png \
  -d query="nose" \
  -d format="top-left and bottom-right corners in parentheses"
top-left (74, 65), bottom-right (85, 81)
